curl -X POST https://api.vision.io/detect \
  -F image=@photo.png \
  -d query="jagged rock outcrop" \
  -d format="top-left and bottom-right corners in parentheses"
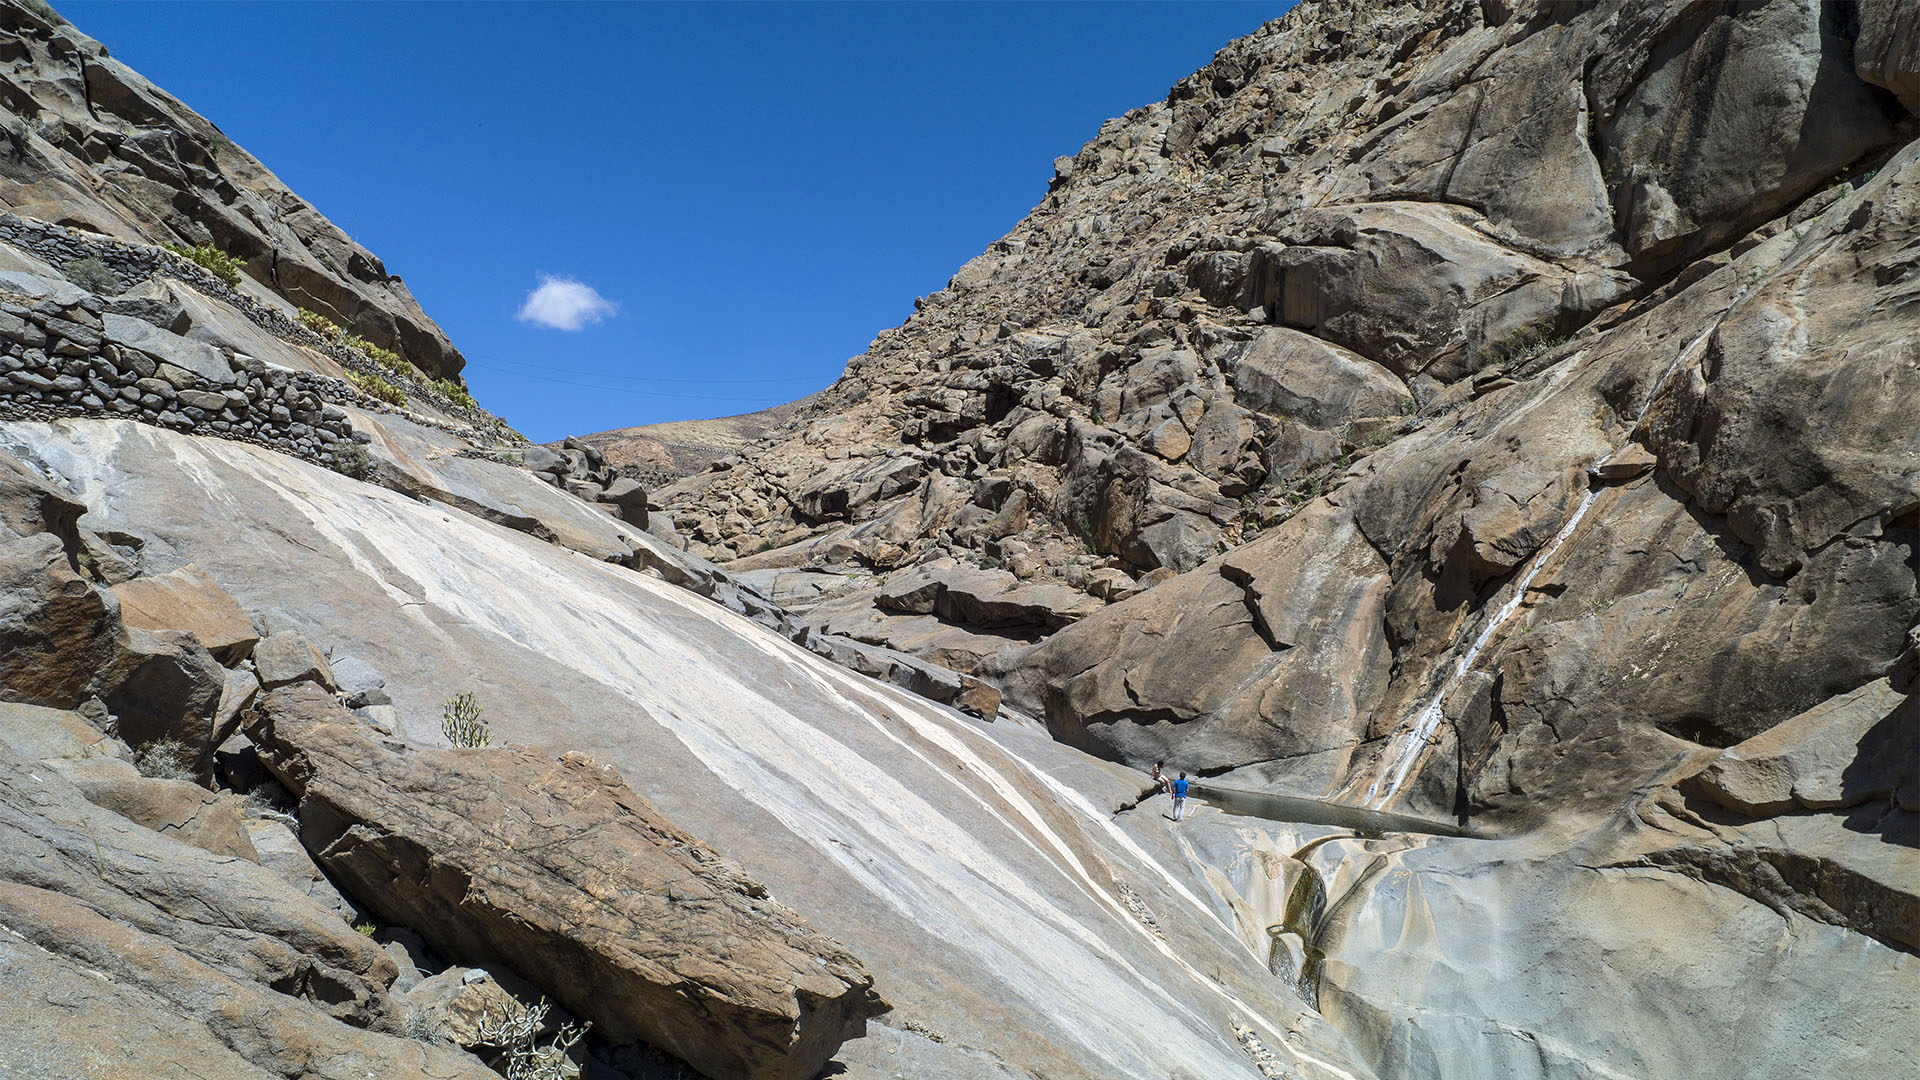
top-left (248, 681), bottom-right (889, 1080)
top-left (650, 0), bottom-right (1918, 707)
top-left (0, 3), bottom-right (465, 378)
top-left (648, 0), bottom-right (1920, 828)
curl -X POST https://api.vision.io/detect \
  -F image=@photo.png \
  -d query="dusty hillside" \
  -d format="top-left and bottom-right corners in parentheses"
top-left (568, 392), bottom-right (821, 488)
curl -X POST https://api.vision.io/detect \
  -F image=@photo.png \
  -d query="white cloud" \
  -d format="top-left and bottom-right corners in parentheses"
top-left (516, 274), bottom-right (617, 331)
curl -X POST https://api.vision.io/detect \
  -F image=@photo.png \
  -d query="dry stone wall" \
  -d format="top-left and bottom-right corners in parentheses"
top-left (0, 212), bottom-right (528, 472)
top-left (0, 214), bottom-right (507, 433)
top-left (0, 283), bottom-right (368, 471)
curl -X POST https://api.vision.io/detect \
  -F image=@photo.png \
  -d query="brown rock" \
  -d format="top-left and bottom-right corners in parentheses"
top-left (110, 563), bottom-right (259, 664)
top-left (0, 533), bottom-right (118, 708)
top-left (101, 626), bottom-right (226, 757)
top-left (53, 757), bottom-right (259, 861)
top-left (248, 683), bottom-right (887, 1080)
top-left (0, 735), bottom-right (401, 1030)
top-left (253, 628), bottom-right (337, 691)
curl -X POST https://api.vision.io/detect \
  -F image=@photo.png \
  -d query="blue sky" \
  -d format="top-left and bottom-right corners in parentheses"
top-left (64, 1), bottom-right (1286, 442)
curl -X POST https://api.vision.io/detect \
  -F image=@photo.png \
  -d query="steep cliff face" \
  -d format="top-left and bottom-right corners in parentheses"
top-left (639, 7), bottom-right (1920, 1075)
top-left (0, 3), bottom-right (465, 378)
top-left (653, 0), bottom-right (1920, 817)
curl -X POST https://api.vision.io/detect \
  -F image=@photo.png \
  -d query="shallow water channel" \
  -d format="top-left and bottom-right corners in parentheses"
top-left (1192, 782), bottom-right (1478, 838)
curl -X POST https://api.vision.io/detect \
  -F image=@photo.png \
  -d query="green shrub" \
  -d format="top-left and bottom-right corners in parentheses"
top-left (62, 257), bottom-right (122, 295)
top-left (353, 920), bottom-right (377, 937)
top-left (298, 308), bottom-right (340, 337)
top-left (342, 332), bottom-right (410, 374)
top-left (163, 241), bottom-right (246, 288)
top-left (347, 370), bottom-right (406, 407)
top-left (1487, 324), bottom-right (1566, 373)
top-left (432, 378), bottom-right (478, 411)
top-left (441, 691), bottom-right (490, 748)
top-left (333, 441), bottom-right (374, 480)
top-left (132, 737), bottom-right (196, 781)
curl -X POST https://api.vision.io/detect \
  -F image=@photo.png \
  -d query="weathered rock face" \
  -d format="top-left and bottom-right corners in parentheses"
top-left (0, 2), bottom-right (465, 378)
top-left (248, 681), bottom-right (888, 1080)
top-left (109, 562), bottom-right (258, 663)
top-left (0, 735), bottom-right (405, 1032)
top-left (645, 0), bottom-right (1916, 703)
top-left (9, 417), bottom-right (1372, 1080)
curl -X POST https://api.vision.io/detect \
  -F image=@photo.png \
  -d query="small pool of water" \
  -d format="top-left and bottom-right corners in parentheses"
top-left (1192, 782), bottom-right (1478, 838)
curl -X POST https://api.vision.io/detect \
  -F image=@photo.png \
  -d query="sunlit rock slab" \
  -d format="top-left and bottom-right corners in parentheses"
top-left (2, 416), bottom-right (1368, 1080)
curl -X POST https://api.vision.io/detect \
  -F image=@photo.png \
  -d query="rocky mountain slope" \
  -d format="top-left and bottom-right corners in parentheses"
top-left (574, 394), bottom-right (822, 488)
top-left (654, 0), bottom-right (1919, 823)
top-left (0, 2), bottom-right (1913, 1080)
top-left (0, 1), bottom-right (464, 378)
top-left (644, 0), bottom-right (1917, 1074)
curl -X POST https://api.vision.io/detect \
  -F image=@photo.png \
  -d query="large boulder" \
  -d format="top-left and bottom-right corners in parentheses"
top-left (1856, 0), bottom-right (1920, 116)
top-left (876, 562), bottom-right (1101, 631)
top-left (100, 626), bottom-right (226, 755)
top-left (0, 532), bottom-right (117, 707)
top-left (110, 562), bottom-right (258, 664)
top-left (1684, 678), bottom-right (1917, 818)
top-left (253, 628), bottom-right (337, 691)
top-left (1001, 502), bottom-right (1394, 787)
top-left (1227, 326), bottom-right (1407, 430)
top-left (0, 735), bottom-right (403, 1031)
top-left (248, 683), bottom-right (888, 1080)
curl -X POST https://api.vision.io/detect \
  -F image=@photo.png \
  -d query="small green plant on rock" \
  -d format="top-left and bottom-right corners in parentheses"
top-left (353, 920), bottom-right (377, 937)
top-left (132, 737), bottom-right (196, 781)
top-left (442, 691), bottom-right (491, 748)
top-left (402, 1010), bottom-right (444, 1043)
top-left (1488, 324), bottom-right (1566, 373)
top-left (432, 378), bottom-right (478, 411)
top-left (333, 440), bottom-right (374, 481)
top-left (347, 370), bottom-right (407, 407)
top-left (62, 257), bottom-right (122, 295)
top-left (163, 241), bottom-right (246, 288)
top-left (298, 308), bottom-right (340, 337)
top-left (343, 333), bottom-right (400, 370)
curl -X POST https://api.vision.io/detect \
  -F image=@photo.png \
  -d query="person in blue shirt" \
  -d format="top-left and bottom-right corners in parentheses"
top-left (1171, 772), bottom-right (1190, 821)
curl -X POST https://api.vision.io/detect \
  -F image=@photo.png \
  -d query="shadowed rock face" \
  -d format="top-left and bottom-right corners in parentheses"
top-left (248, 681), bottom-right (888, 1080)
top-left (0, 3), bottom-right (464, 378)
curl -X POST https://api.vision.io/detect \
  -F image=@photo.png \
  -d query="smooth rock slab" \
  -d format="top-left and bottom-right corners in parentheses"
top-left (248, 683), bottom-right (888, 1080)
